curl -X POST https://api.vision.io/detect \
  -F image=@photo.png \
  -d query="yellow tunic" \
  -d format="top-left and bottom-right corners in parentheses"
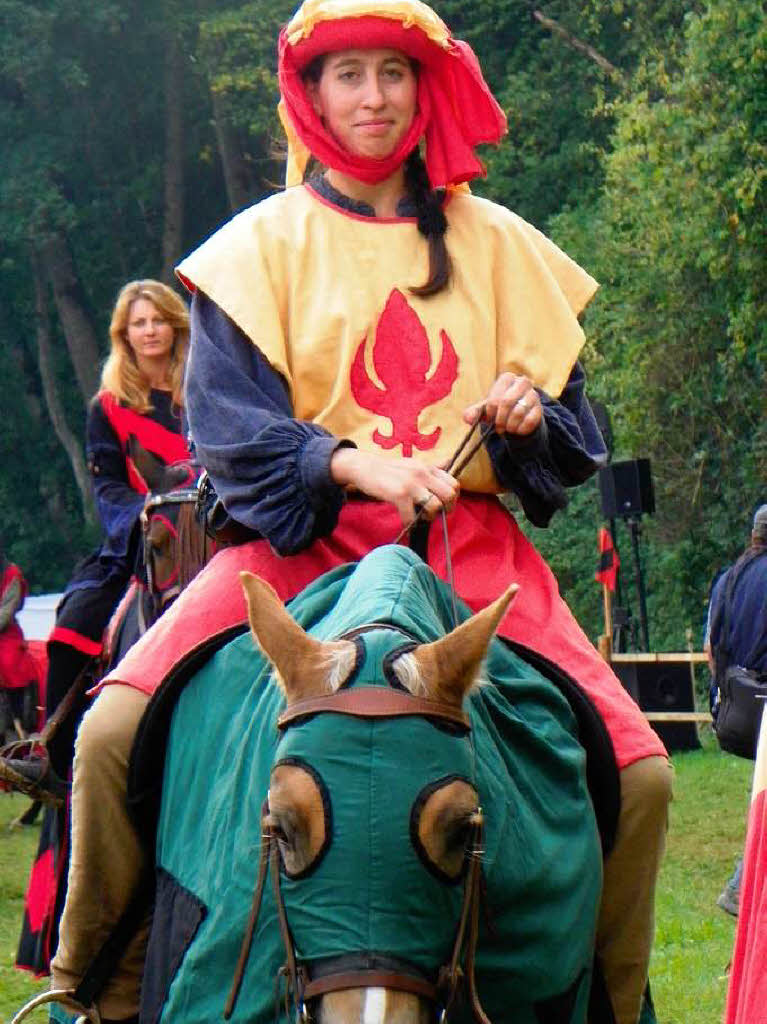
top-left (176, 185), bottom-right (598, 493)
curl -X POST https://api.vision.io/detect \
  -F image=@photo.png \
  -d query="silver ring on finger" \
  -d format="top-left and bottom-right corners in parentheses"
top-left (515, 397), bottom-right (530, 412)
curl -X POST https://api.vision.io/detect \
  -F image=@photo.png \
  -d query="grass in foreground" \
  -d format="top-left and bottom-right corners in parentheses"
top-left (0, 728), bottom-right (754, 1023)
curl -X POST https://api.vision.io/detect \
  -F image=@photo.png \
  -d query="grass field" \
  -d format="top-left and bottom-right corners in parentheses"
top-left (0, 728), bottom-right (753, 1023)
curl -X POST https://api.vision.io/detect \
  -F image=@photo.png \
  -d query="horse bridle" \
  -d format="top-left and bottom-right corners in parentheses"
top-left (224, 675), bottom-right (491, 1024)
top-left (140, 488), bottom-right (201, 627)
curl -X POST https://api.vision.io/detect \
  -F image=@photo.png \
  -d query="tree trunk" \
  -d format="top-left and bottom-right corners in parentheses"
top-left (38, 232), bottom-right (102, 403)
top-left (210, 87), bottom-right (256, 213)
top-left (161, 32), bottom-right (185, 285)
top-left (32, 251), bottom-right (95, 526)
top-left (0, 296), bottom-right (44, 424)
top-left (533, 10), bottom-right (624, 80)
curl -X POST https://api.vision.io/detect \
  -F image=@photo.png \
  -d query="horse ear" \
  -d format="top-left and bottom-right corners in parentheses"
top-left (128, 436), bottom-right (167, 493)
top-left (408, 585), bottom-right (518, 707)
top-left (240, 572), bottom-right (356, 703)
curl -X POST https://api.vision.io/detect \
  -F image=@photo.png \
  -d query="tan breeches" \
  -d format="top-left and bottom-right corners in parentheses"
top-left (51, 686), bottom-right (151, 1021)
top-left (597, 754), bottom-right (673, 1024)
top-left (52, 685), bottom-right (672, 1024)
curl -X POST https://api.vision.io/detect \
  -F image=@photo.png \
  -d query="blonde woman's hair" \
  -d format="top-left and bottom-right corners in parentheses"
top-left (100, 279), bottom-right (190, 411)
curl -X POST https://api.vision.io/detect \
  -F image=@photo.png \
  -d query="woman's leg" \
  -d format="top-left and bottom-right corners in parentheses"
top-left (46, 577), bottom-right (129, 778)
top-left (597, 755), bottom-right (673, 1024)
top-left (51, 684), bottom-right (150, 1021)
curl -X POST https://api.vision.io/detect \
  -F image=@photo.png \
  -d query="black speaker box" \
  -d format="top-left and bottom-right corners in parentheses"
top-left (611, 658), bottom-right (700, 752)
top-left (598, 459), bottom-right (655, 519)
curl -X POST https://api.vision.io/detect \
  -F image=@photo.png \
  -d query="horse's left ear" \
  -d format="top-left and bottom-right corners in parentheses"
top-left (128, 436), bottom-right (167, 493)
top-left (408, 585), bottom-right (518, 707)
top-left (240, 572), bottom-right (357, 702)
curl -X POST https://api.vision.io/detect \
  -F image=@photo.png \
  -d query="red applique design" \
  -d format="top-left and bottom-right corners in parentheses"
top-left (350, 290), bottom-right (458, 457)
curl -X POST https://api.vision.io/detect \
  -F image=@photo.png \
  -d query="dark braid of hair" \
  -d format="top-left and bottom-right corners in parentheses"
top-left (404, 149), bottom-right (452, 297)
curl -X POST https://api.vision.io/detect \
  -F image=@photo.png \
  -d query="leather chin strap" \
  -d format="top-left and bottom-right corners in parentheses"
top-left (224, 686), bottom-right (491, 1024)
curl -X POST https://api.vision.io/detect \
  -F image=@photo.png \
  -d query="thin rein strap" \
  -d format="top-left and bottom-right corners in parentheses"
top-left (394, 406), bottom-right (494, 546)
top-left (224, 821), bottom-right (273, 1019)
top-left (438, 813), bottom-right (491, 1024)
top-left (393, 405), bottom-right (494, 628)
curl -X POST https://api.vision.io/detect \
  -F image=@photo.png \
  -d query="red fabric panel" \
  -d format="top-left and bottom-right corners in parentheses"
top-left (595, 526), bottom-right (619, 592)
top-left (96, 495), bottom-right (664, 769)
top-left (49, 626), bottom-right (103, 657)
top-left (98, 392), bottom-right (190, 467)
top-left (0, 623), bottom-right (38, 689)
top-left (726, 786), bottom-right (767, 1023)
top-left (0, 564), bottom-right (36, 688)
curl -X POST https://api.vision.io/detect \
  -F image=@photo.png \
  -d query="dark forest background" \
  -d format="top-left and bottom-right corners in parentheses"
top-left (0, 0), bottom-right (764, 650)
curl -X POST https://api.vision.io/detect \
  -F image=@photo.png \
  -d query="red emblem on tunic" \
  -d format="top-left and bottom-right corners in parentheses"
top-left (350, 289), bottom-right (459, 457)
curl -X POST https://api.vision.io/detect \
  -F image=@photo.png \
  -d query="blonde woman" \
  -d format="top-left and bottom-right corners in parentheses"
top-left (5, 280), bottom-right (191, 975)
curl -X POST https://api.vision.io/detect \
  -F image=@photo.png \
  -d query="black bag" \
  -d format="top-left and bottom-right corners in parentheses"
top-left (712, 550), bottom-right (767, 760)
top-left (714, 665), bottom-right (767, 759)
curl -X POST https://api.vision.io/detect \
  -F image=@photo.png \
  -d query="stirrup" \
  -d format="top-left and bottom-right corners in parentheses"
top-left (0, 739), bottom-right (67, 806)
top-left (10, 988), bottom-right (101, 1023)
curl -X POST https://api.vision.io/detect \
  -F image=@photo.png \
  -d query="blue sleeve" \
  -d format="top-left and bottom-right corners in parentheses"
top-left (86, 400), bottom-right (145, 565)
top-left (485, 362), bottom-right (607, 527)
top-left (184, 292), bottom-right (352, 555)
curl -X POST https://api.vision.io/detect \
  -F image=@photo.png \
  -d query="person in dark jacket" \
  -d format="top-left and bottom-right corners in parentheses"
top-left (707, 503), bottom-right (767, 915)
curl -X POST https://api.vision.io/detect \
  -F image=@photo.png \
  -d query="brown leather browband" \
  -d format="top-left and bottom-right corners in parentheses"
top-left (277, 687), bottom-right (471, 732)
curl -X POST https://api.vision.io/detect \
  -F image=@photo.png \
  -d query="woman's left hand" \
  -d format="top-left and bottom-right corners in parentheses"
top-left (463, 372), bottom-right (542, 436)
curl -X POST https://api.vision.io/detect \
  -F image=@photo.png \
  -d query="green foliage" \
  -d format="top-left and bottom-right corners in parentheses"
top-left (0, 0), bottom-right (762, 634)
top-left (548, 0), bottom-right (766, 645)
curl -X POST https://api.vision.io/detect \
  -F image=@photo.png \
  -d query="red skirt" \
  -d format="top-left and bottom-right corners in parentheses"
top-left (97, 495), bottom-right (665, 770)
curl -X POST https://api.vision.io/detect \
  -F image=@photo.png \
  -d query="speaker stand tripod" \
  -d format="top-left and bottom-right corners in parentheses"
top-left (626, 515), bottom-right (650, 652)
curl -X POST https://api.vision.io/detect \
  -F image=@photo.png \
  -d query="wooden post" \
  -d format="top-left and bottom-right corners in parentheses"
top-left (598, 582), bottom-right (613, 662)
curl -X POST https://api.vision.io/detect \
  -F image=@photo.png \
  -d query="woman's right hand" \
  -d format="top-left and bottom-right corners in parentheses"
top-left (330, 447), bottom-right (459, 525)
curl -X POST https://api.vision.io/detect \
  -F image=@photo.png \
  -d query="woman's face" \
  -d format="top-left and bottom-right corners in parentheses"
top-left (308, 48), bottom-right (417, 160)
top-left (125, 298), bottom-right (175, 366)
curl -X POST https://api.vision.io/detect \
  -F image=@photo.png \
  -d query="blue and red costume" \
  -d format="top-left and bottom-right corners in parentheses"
top-left (16, 389), bottom-right (189, 977)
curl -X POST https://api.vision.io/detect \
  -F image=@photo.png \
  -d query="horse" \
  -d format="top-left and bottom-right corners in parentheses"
top-left (106, 444), bottom-right (212, 667)
top-left (130, 544), bottom-right (613, 1024)
top-left (10, 446), bottom-right (213, 977)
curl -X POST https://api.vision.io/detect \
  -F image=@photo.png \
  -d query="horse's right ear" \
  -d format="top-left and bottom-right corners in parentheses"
top-left (240, 572), bottom-right (357, 702)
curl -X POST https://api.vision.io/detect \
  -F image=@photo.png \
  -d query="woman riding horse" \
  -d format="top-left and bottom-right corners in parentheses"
top-left (2, 279), bottom-right (190, 976)
top-left (48, 4), bottom-right (671, 1023)
top-left (29, 279), bottom-right (190, 795)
